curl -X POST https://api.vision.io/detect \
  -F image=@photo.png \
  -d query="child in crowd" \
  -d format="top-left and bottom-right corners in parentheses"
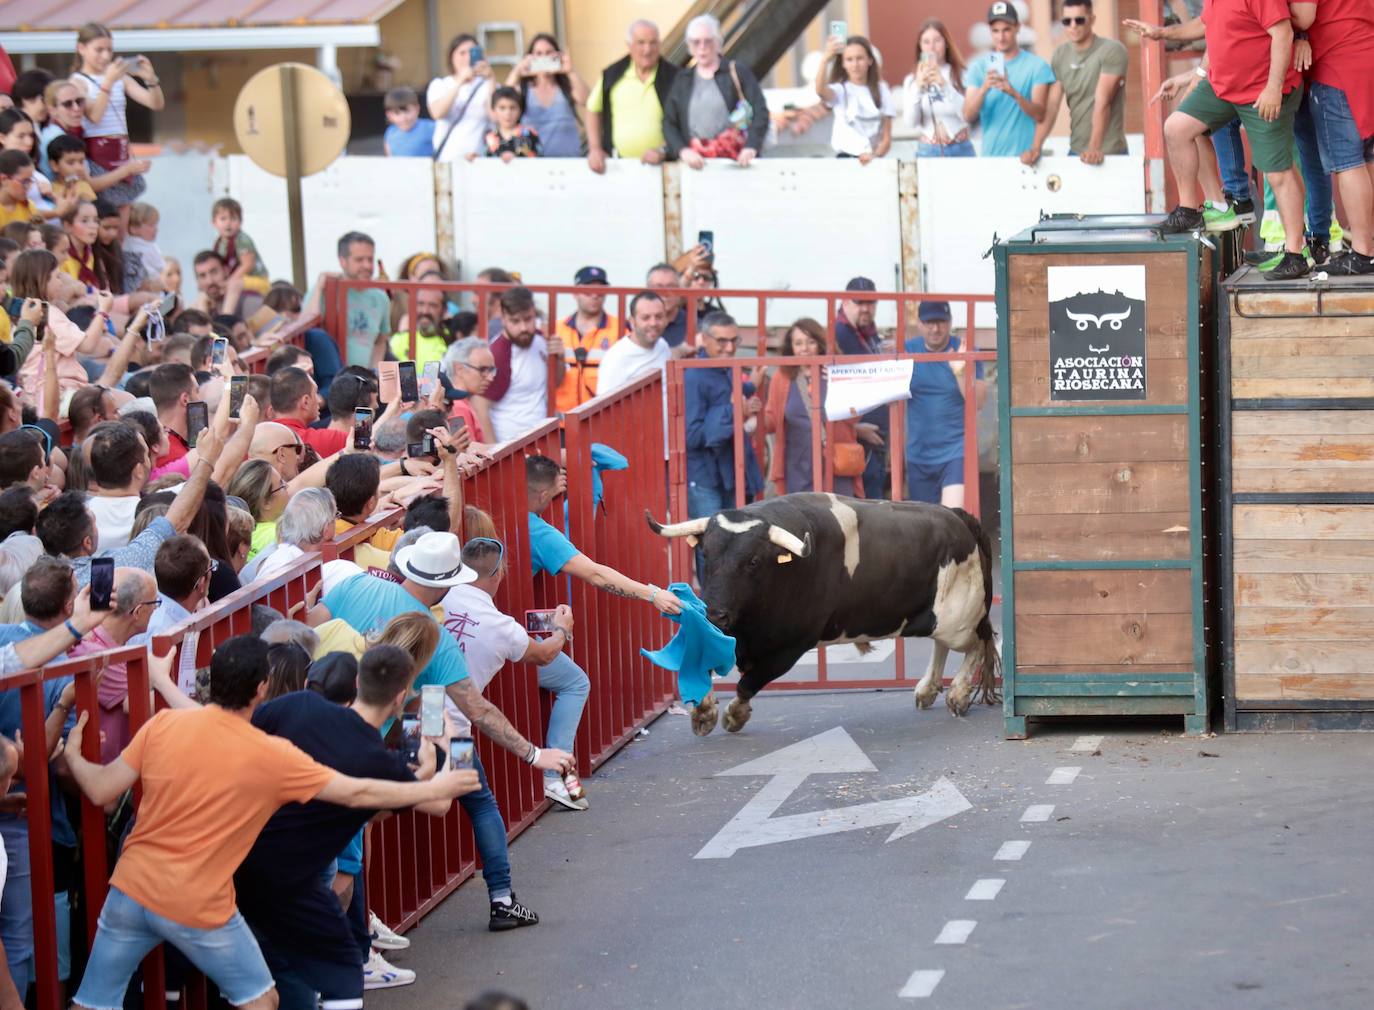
top-left (211, 197), bottom-right (270, 296)
top-left (47, 133), bottom-right (150, 205)
top-left (95, 199), bottom-right (127, 292)
top-left (41, 223), bottom-right (70, 261)
top-left (161, 254), bottom-right (182, 295)
top-left (0, 110), bottom-right (61, 214)
top-left (471, 87), bottom-right (541, 162)
top-left (61, 198), bottom-right (110, 289)
top-left (0, 236), bottom-right (17, 344)
top-left (124, 201), bottom-right (166, 287)
top-left (0, 151), bottom-right (39, 230)
top-left (0, 222), bottom-right (39, 249)
top-left (383, 87), bottom-right (436, 157)
top-left (816, 35), bottom-right (894, 164)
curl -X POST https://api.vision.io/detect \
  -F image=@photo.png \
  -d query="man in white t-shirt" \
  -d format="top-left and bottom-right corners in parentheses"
top-left (478, 286), bottom-right (559, 443)
top-left (85, 421), bottom-right (151, 551)
top-left (441, 536), bottom-right (587, 809)
top-left (596, 290), bottom-right (671, 398)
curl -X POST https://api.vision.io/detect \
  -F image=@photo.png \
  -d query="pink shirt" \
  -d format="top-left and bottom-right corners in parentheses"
top-left (69, 626), bottom-right (133, 763)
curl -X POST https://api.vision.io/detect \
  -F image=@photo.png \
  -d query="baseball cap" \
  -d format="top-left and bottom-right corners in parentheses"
top-left (574, 265), bottom-right (609, 285)
top-left (918, 301), bottom-right (952, 322)
top-left (988, 1), bottom-right (1019, 24)
top-left (844, 276), bottom-right (877, 294)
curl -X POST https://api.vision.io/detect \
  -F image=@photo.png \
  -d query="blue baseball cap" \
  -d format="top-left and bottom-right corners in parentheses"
top-left (574, 265), bottom-right (608, 285)
top-left (918, 301), bottom-right (952, 322)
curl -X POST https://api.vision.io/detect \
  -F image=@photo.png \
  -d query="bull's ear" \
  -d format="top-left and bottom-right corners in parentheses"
top-left (776, 553), bottom-right (793, 564)
top-left (685, 535), bottom-right (699, 548)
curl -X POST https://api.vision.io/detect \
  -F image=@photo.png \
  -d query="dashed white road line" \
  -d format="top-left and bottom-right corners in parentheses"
top-left (934, 920), bottom-right (978, 945)
top-left (1021, 804), bottom-right (1055, 822)
top-left (898, 969), bottom-right (945, 999)
top-left (965, 878), bottom-right (1005, 901)
top-left (1046, 766), bottom-right (1081, 785)
top-left (994, 839), bottom-right (1031, 861)
top-left (1071, 735), bottom-right (1104, 753)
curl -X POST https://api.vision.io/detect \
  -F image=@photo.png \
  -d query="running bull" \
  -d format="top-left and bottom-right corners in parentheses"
top-left (646, 492), bottom-right (999, 735)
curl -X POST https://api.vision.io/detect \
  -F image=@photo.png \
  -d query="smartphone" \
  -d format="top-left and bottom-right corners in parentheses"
top-left (3, 296), bottom-right (22, 320)
top-left (921, 51), bottom-right (936, 66)
top-left (422, 432), bottom-right (437, 457)
top-left (398, 360), bottom-right (419, 402)
top-left (401, 716), bottom-right (422, 764)
top-left (829, 19), bottom-right (847, 40)
top-left (228, 375), bottom-right (247, 419)
top-left (529, 54), bottom-right (560, 74)
top-left (420, 684), bottom-right (445, 737)
top-left (697, 230), bottom-right (715, 259)
top-left (406, 442), bottom-right (425, 460)
top-left (90, 557), bottom-right (115, 611)
top-left (989, 50), bottom-right (1006, 76)
top-left (186, 401), bottom-right (209, 447)
top-left (470, 43), bottom-right (485, 66)
top-left (449, 737), bottom-right (475, 771)
top-left (525, 608), bottom-right (558, 637)
top-left (378, 361), bottom-right (400, 404)
top-left (420, 360), bottom-right (441, 397)
top-left (211, 336), bottom-right (229, 369)
top-left (353, 407), bottom-right (374, 450)
top-left (156, 290), bottom-right (178, 318)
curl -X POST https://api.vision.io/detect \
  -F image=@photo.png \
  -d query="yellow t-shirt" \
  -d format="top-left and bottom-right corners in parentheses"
top-left (52, 178), bottom-right (97, 204)
top-left (334, 518), bottom-right (403, 573)
top-left (0, 201), bottom-right (37, 229)
top-left (312, 617), bottom-right (367, 660)
top-left (586, 65), bottom-right (666, 159)
top-left (0, 309), bottom-right (10, 346)
top-left (388, 330), bottom-right (448, 369)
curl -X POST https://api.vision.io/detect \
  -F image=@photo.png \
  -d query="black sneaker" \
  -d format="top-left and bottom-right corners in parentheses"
top-left (1326, 250), bottom-right (1374, 276)
top-left (1160, 205), bottom-right (1204, 234)
top-left (489, 893), bottom-right (539, 931)
top-left (1232, 196), bottom-right (1257, 224)
top-left (1263, 251), bottom-right (1312, 281)
top-left (1309, 235), bottom-right (1331, 265)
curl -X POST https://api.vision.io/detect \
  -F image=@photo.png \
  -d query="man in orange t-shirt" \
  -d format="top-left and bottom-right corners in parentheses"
top-left (63, 636), bottom-right (477, 1010)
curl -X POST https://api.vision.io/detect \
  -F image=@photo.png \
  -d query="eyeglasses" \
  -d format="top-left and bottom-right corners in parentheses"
top-left (460, 362), bottom-right (498, 377)
top-left (687, 37), bottom-right (715, 47)
top-left (274, 442), bottom-right (304, 456)
top-left (1061, 16), bottom-right (1088, 25)
top-left (58, 98), bottom-right (85, 109)
top-left (19, 424), bottom-right (51, 463)
top-left (466, 536), bottom-right (505, 574)
top-left (691, 272), bottom-right (717, 284)
top-left (133, 599), bottom-right (161, 612)
top-left (711, 337), bottom-right (740, 347)
top-left (273, 482), bottom-right (289, 494)
top-left (202, 559), bottom-right (220, 581)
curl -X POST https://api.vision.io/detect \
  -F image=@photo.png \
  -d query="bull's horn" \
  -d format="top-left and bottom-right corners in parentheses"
top-left (645, 511), bottom-right (710, 538)
top-left (767, 525), bottom-right (812, 558)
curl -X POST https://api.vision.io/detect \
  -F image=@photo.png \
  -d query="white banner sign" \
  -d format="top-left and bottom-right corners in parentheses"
top-left (823, 360), bottom-right (915, 421)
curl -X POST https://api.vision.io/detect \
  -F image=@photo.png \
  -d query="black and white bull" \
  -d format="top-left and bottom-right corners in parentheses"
top-left (646, 492), bottom-right (999, 735)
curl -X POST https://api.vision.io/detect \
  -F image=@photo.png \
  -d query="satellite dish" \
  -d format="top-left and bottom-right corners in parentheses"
top-left (233, 62), bottom-right (350, 178)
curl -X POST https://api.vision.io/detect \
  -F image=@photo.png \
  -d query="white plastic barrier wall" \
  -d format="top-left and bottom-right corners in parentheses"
top-left (141, 151), bottom-right (230, 302)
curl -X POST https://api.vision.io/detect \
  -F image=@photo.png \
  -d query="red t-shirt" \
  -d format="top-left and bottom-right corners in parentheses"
top-left (1202, 0), bottom-right (1303, 104)
top-left (277, 415), bottom-right (348, 458)
top-left (450, 399), bottom-right (485, 443)
top-left (1310, 0), bottom-right (1374, 137)
top-left (156, 427), bottom-right (189, 469)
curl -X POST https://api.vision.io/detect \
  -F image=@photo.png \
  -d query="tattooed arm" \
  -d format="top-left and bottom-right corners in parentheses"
top-left (560, 554), bottom-right (682, 614)
top-left (445, 677), bottom-right (572, 773)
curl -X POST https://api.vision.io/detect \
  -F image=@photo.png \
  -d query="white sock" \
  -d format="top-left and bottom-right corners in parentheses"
top-left (493, 894), bottom-right (512, 906)
top-left (1210, 199), bottom-right (1229, 213)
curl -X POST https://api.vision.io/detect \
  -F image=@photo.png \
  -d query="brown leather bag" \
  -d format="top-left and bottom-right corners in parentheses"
top-left (832, 442), bottom-right (866, 478)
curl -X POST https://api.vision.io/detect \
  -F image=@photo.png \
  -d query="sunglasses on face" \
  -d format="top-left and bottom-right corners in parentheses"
top-left (275, 442), bottom-right (304, 456)
top-left (467, 536), bottom-right (506, 573)
top-left (1061, 16), bottom-right (1088, 25)
top-left (58, 98), bottom-right (86, 109)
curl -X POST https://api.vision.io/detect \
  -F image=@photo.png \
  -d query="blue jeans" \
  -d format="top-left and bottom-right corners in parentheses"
top-left (74, 887), bottom-right (274, 1010)
top-left (0, 821), bottom-right (30, 996)
top-left (1294, 91), bottom-right (1333, 239)
top-left (459, 751), bottom-right (511, 902)
top-left (302, 327), bottom-right (343, 396)
top-left (1309, 81), bottom-right (1374, 174)
top-left (686, 481), bottom-right (728, 585)
top-left (917, 140), bottom-right (976, 158)
top-left (537, 652), bottom-right (589, 781)
top-left (1211, 120), bottom-right (1252, 202)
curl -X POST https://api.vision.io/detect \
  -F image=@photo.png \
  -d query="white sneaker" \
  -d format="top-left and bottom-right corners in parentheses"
top-left (363, 949), bottom-right (415, 990)
top-left (544, 776), bottom-right (589, 811)
top-left (369, 911), bottom-right (409, 951)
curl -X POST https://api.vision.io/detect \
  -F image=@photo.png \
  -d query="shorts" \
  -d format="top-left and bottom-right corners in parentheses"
top-left (1307, 81), bottom-right (1374, 175)
top-left (906, 457), bottom-right (964, 504)
top-left (1177, 78), bottom-right (1302, 173)
top-left (73, 887), bottom-right (274, 1010)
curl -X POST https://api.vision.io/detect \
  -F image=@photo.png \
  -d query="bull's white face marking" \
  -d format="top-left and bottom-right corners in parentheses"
top-left (825, 493), bottom-right (860, 577)
top-left (715, 516), bottom-right (763, 534)
top-left (930, 552), bottom-right (984, 653)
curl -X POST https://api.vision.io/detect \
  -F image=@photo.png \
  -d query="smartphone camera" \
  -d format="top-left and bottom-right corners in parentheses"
top-left (353, 407), bottom-right (374, 451)
top-left (402, 717), bottom-right (421, 763)
top-left (449, 737), bottom-right (475, 771)
top-left (229, 376), bottom-right (247, 419)
top-left (90, 557), bottom-right (114, 611)
top-left (186, 401), bottom-right (209, 448)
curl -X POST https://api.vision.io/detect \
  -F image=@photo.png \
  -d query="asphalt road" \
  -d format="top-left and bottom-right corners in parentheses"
top-left (372, 692), bottom-right (1374, 1010)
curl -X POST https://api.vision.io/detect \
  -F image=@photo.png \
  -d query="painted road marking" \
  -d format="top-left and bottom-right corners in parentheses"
top-left (1046, 766), bottom-right (1081, 785)
top-left (898, 970), bottom-right (945, 999)
top-left (1071, 735), bottom-right (1104, 752)
top-left (797, 641), bottom-right (896, 665)
top-left (965, 878), bottom-right (1005, 901)
top-left (934, 920), bottom-right (977, 945)
top-left (1021, 804), bottom-right (1055, 822)
top-left (696, 728), bottom-right (972, 858)
top-left (995, 840), bottom-right (1031, 861)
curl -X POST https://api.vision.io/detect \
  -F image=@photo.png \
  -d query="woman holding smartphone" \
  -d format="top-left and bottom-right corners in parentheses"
top-left (815, 35), bottom-right (893, 163)
top-left (506, 34), bottom-right (588, 158)
top-left (902, 19), bottom-right (974, 158)
top-left (427, 34), bottom-right (494, 161)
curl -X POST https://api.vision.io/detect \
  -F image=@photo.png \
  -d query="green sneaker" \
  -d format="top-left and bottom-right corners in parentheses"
top-left (1245, 246), bottom-right (1308, 271)
top-left (1203, 201), bottom-right (1241, 232)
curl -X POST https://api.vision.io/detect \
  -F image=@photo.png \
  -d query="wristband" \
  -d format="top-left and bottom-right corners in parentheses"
top-left (64, 619), bottom-right (82, 643)
top-left (525, 744), bottom-right (540, 766)
top-left (1293, 30), bottom-right (1308, 41)
top-left (1195, 67), bottom-right (1207, 79)
top-left (398, 458), bottom-right (410, 477)
top-left (646, 584), bottom-right (661, 602)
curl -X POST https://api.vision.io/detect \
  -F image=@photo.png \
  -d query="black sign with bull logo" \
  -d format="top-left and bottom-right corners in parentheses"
top-left (1047, 265), bottom-right (1147, 401)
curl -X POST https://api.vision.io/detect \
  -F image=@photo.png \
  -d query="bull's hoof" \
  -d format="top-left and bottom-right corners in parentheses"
top-left (691, 695), bottom-right (719, 736)
top-left (723, 698), bottom-right (753, 733)
top-left (946, 688), bottom-right (972, 718)
top-left (914, 685), bottom-right (939, 710)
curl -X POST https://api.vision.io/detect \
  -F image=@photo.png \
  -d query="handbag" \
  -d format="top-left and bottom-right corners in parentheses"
top-left (832, 441), bottom-right (866, 477)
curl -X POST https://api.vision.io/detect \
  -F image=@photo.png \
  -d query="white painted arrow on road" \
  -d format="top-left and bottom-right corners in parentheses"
top-left (695, 727), bottom-right (972, 859)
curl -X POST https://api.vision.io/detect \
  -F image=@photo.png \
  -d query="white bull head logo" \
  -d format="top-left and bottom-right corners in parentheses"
top-left (1065, 307), bottom-right (1132, 331)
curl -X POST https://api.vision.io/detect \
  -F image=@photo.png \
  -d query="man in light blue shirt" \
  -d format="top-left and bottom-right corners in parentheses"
top-left (963, 1), bottom-right (1056, 159)
top-left (145, 535), bottom-right (213, 639)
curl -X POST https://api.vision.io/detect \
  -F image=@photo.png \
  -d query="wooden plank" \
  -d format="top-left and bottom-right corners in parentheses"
top-left (1016, 612), bottom-right (1193, 666)
top-left (1232, 376), bottom-right (1374, 399)
top-left (1236, 572), bottom-right (1374, 607)
top-left (1232, 411), bottom-right (1374, 435)
top-left (1012, 460), bottom-right (1190, 515)
top-left (1234, 354), bottom-right (1374, 379)
top-left (1014, 697), bottom-right (1192, 715)
top-left (1018, 664), bottom-right (1195, 675)
top-left (1229, 336), bottom-right (1374, 362)
top-left (1231, 294), bottom-right (1374, 325)
top-left (1234, 673), bottom-right (1374, 700)
top-left (1015, 569), bottom-right (1193, 615)
top-left (1232, 467), bottom-right (1374, 494)
top-left (1013, 512), bottom-right (1191, 561)
top-left (1235, 640), bottom-right (1374, 676)
top-left (1232, 504), bottom-right (1374, 540)
top-left (1012, 356), bottom-right (1189, 408)
top-left (1234, 539), bottom-right (1374, 573)
top-left (1233, 435), bottom-right (1374, 466)
top-left (1235, 606), bottom-right (1374, 641)
top-left (1012, 415), bottom-right (1188, 464)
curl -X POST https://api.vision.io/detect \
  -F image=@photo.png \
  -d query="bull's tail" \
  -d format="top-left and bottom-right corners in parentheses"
top-left (950, 507), bottom-right (1001, 705)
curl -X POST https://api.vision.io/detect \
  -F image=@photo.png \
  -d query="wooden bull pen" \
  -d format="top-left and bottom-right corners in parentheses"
top-left (994, 218), bottom-right (1234, 739)
top-left (1217, 271), bottom-right (1374, 730)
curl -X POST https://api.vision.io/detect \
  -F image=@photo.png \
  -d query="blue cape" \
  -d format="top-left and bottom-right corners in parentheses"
top-left (640, 583), bottom-right (737, 705)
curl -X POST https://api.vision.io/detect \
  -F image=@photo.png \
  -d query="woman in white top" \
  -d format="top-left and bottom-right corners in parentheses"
top-left (74, 23), bottom-right (164, 224)
top-left (427, 34), bottom-right (495, 162)
top-left (814, 35), bottom-right (893, 165)
top-left (902, 18), bottom-right (974, 158)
